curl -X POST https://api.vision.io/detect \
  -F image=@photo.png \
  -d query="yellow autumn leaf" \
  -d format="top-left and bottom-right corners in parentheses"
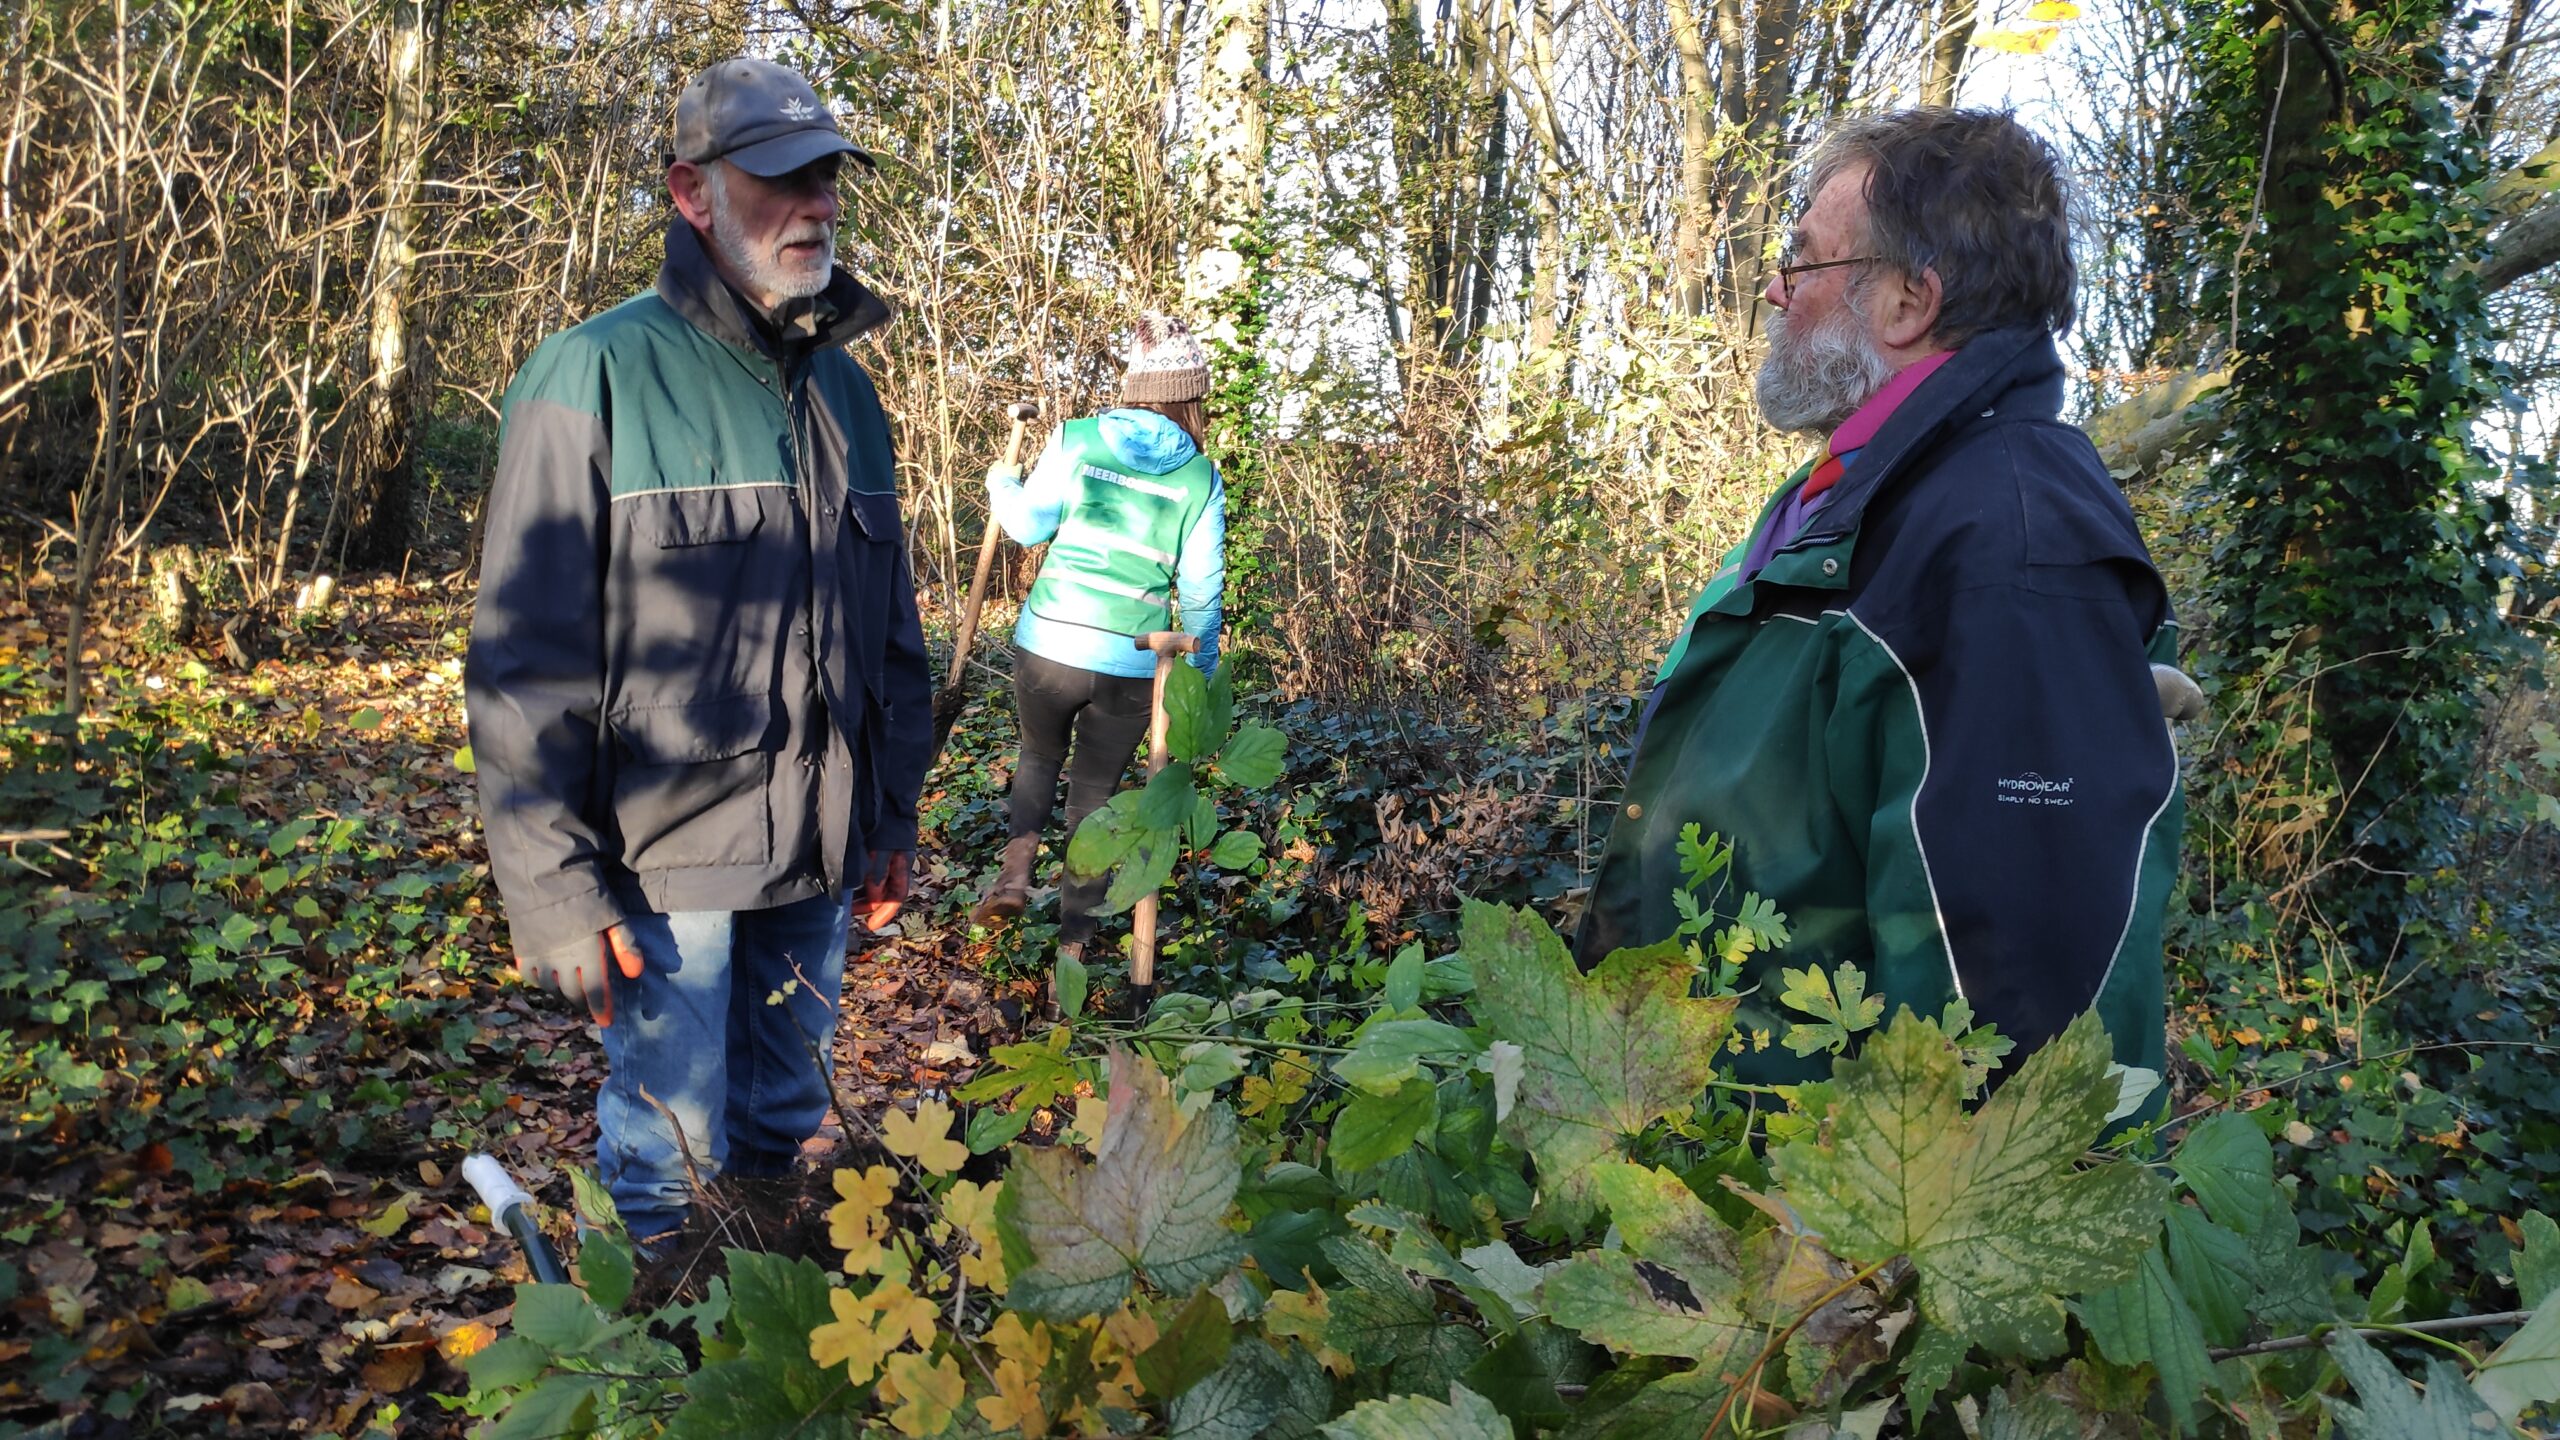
top-left (883, 1098), bottom-right (970, 1175)
top-left (943, 1178), bottom-right (1001, 1234)
top-left (829, 1163), bottom-right (900, 1273)
top-left (1263, 1281), bottom-right (1353, 1377)
top-left (976, 1358), bottom-right (1050, 1437)
top-left (2026, 0), bottom-right (2079, 17)
top-left (437, 1319), bottom-right (499, 1362)
top-left (882, 1351), bottom-right (966, 1437)
top-left (987, 1312), bottom-right (1053, 1372)
top-left (1971, 22), bottom-right (2062, 52)
top-left (1069, 1095), bottom-right (1111, 1155)
top-left (809, 1288), bottom-right (892, 1384)
top-left (1239, 1051), bottom-right (1315, 1119)
top-left (870, 1279), bottom-right (942, 1351)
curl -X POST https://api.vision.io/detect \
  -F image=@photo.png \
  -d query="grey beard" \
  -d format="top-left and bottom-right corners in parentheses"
top-left (1754, 300), bottom-right (1898, 435)
top-left (705, 167), bottom-right (834, 304)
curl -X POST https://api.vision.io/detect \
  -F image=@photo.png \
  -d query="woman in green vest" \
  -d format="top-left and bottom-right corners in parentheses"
top-left (971, 313), bottom-right (1226, 949)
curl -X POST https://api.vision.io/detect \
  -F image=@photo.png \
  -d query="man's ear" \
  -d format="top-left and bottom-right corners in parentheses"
top-left (667, 161), bottom-right (714, 231)
top-left (1875, 266), bottom-right (1944, 353)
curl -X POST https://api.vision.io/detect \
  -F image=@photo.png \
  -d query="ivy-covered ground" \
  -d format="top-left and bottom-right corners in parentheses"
top-left (2, 560), bottom-right (2558, 1438)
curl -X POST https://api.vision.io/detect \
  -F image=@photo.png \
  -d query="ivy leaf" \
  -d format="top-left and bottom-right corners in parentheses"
top-left (2325, 1327), bottom-right (2504, 1439)
top-left (996, 1047), bottom-right (1246, 1317)
top-left (2075, 1246), bottom-right (2215, 1432)
top-left (1771, 1010), bottom-right (2165, 1357)
top-left (1459, 901), bottom-right (1736, 1230)
top-left (2472, 1291), bottom-right (2560, 1425)
top-left (1215, 723), bottom-right (1288, 789)
top-left (1776, 962), bottom-right (1884, 1057)
top-left (1321, 1384), bottom-right (1513, 1440)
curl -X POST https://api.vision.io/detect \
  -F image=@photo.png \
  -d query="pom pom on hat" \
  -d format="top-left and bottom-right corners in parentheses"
top-left (1122, 312), bottom-right (1210, 403)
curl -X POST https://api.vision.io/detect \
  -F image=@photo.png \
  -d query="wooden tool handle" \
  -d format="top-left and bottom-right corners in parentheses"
top-left (942, 411), bottom-right (1038, 692)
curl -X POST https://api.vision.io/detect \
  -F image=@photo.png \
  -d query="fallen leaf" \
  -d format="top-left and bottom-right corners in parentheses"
top-left (361, 1342), bottom-right (429, 1393)
top-left (324, 1274), bottom-right (381, 1311)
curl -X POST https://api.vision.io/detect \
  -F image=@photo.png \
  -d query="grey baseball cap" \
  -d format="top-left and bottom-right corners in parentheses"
top-left (673, 58), bottom-right (872, 177)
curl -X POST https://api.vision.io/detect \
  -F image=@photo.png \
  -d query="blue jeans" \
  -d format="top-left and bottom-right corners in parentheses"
top-left (597, 892), bottom-right (852, 1242)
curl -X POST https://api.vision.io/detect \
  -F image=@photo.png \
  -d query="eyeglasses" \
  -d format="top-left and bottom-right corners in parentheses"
top-left (1772, 254), bottom-right (1878, 304)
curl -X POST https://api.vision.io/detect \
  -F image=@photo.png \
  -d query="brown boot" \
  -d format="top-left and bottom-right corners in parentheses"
top-left (970, 836), bottom-right (1040, 926)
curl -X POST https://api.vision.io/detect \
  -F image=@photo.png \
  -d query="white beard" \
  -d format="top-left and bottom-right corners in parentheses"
top-left (705, 166), bottom-right (835, 304)
top-left (1754, 292), bottom-right (1899, 435)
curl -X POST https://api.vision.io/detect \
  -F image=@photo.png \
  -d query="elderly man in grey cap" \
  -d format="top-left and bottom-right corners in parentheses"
top-left (465, 57), bottom-right (932, 1252)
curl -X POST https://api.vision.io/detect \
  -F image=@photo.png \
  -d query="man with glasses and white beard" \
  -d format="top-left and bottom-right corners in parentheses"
top-left (1575, 109), bottom-right (2184, 1108)
top-left (466, 59), bottom-right (931, 1254)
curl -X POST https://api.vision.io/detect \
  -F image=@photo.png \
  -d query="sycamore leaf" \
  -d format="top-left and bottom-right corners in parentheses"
top-left (1321, 1384), bottom-right (1513, 1440)
top-left (2027, 0), bottom-right (2080, 16)
top-left (996, 1048), bottom-right (1246, 1317)
top-left (1540, 1251), bottom-right (1754, 1360)
top-left (883, 1099), bottom-right (970, 1175)
top-left (2325, 1327), bottom-right (2504, 1439)
top-left (2075, 1246), bottom-right (2215, 1432)
top-left (1137, 1289), bottom-right (1237, 1399)
top-left (1322, 1235), bottom-right (1485, 1391)
top-left (1591, 1163), bottom-right (1740, 1282)
top-left (1459, 901), bottom-right (1736, 1229)
top-left (2473, 1290), bottom-right (2560, 1425)
top-left (1168, 1339), bottom-right (1302, 1440)
top-left (1771, 1010), bottom-right (2164, 1356)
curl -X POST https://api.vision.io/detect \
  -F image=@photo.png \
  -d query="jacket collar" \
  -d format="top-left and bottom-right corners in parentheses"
top-left (656, 216), bottom-right (894, 358)
top-left (1794, 325), bottom-right (2067, 545)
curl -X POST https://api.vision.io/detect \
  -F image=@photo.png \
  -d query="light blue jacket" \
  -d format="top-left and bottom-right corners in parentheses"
top-left (989, 408), bottom-right (1224, 678)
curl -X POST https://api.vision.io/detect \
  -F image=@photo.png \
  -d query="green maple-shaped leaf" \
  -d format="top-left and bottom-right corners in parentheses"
top-left (1771, 1009), bottom-right (2165, 1356)
top-left (996, 1047), bottom-right (1247, 1317)
top-left (1460, 901), bottom-right (1736, 1229)
top-left (2325, 1327), bottom-right (2505, 1440)
top-left (1776, 962), bottom-right (1884, 1057)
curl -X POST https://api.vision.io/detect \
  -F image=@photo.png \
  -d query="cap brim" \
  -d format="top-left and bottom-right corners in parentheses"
top-left (723, 129), bottom-right (872, 177)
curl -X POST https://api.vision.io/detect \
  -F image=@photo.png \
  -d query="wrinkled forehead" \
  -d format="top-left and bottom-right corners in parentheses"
top-left (1792, 160), bottom-right (1872, 257)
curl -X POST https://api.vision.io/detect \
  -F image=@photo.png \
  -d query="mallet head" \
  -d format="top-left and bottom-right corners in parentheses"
top-left (1008, 401), bottom-right (1039, 423)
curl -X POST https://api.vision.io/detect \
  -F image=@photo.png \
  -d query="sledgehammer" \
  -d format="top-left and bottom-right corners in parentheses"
top-left (932, 401), bottom-right (1041, 754)
top-left (1121, 630), bottom-right (1201, 1019)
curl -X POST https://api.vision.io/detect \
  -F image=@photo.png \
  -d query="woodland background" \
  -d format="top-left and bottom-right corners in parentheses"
top-left (4, 0), bottom-right (2560, 1431)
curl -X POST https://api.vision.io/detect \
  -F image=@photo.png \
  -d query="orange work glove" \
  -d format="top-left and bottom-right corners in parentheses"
top-left (517, 921), bottom-right (646, 1026)
top-left (859, 850), bottom-right (912, 932)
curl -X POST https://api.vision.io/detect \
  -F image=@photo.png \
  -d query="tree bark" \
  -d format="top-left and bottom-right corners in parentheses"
top-left (1180, 0), bottom-right (1270, 331)
top-left (1921, 0), bottom-right (1976, 106)
top-left (335, 0), bottom-right (434, 570)
top-left (1665, 0), bottom-right (1717, 317)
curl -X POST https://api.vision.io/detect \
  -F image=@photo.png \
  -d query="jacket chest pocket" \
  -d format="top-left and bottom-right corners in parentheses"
top-left (606, 693), bottom-right (777, 872)
top-left (616, 484), bottom-right (796, 702)
top-left (647, 484), bottom-right (778, 547)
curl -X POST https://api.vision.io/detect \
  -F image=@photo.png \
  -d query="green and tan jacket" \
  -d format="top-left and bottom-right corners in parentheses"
top-left (1576, 328), bottom-right (2185, 1092)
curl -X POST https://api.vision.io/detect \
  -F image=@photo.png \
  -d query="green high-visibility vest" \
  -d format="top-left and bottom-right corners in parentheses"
top-left (1025, 417), bottom-right (1218, 637)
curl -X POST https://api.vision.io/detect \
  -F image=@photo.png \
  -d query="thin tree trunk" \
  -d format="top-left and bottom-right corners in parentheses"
top-left (335, 0), bottom-right (434, 569)
top-left (1922, 0), bottom-right (1975, 106)
top-left (1666, 0), bottom-right (1717, 317)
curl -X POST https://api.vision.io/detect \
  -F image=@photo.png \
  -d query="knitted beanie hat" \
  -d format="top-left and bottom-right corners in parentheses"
top-left (1121, 312), bottom-right (1210, 403)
